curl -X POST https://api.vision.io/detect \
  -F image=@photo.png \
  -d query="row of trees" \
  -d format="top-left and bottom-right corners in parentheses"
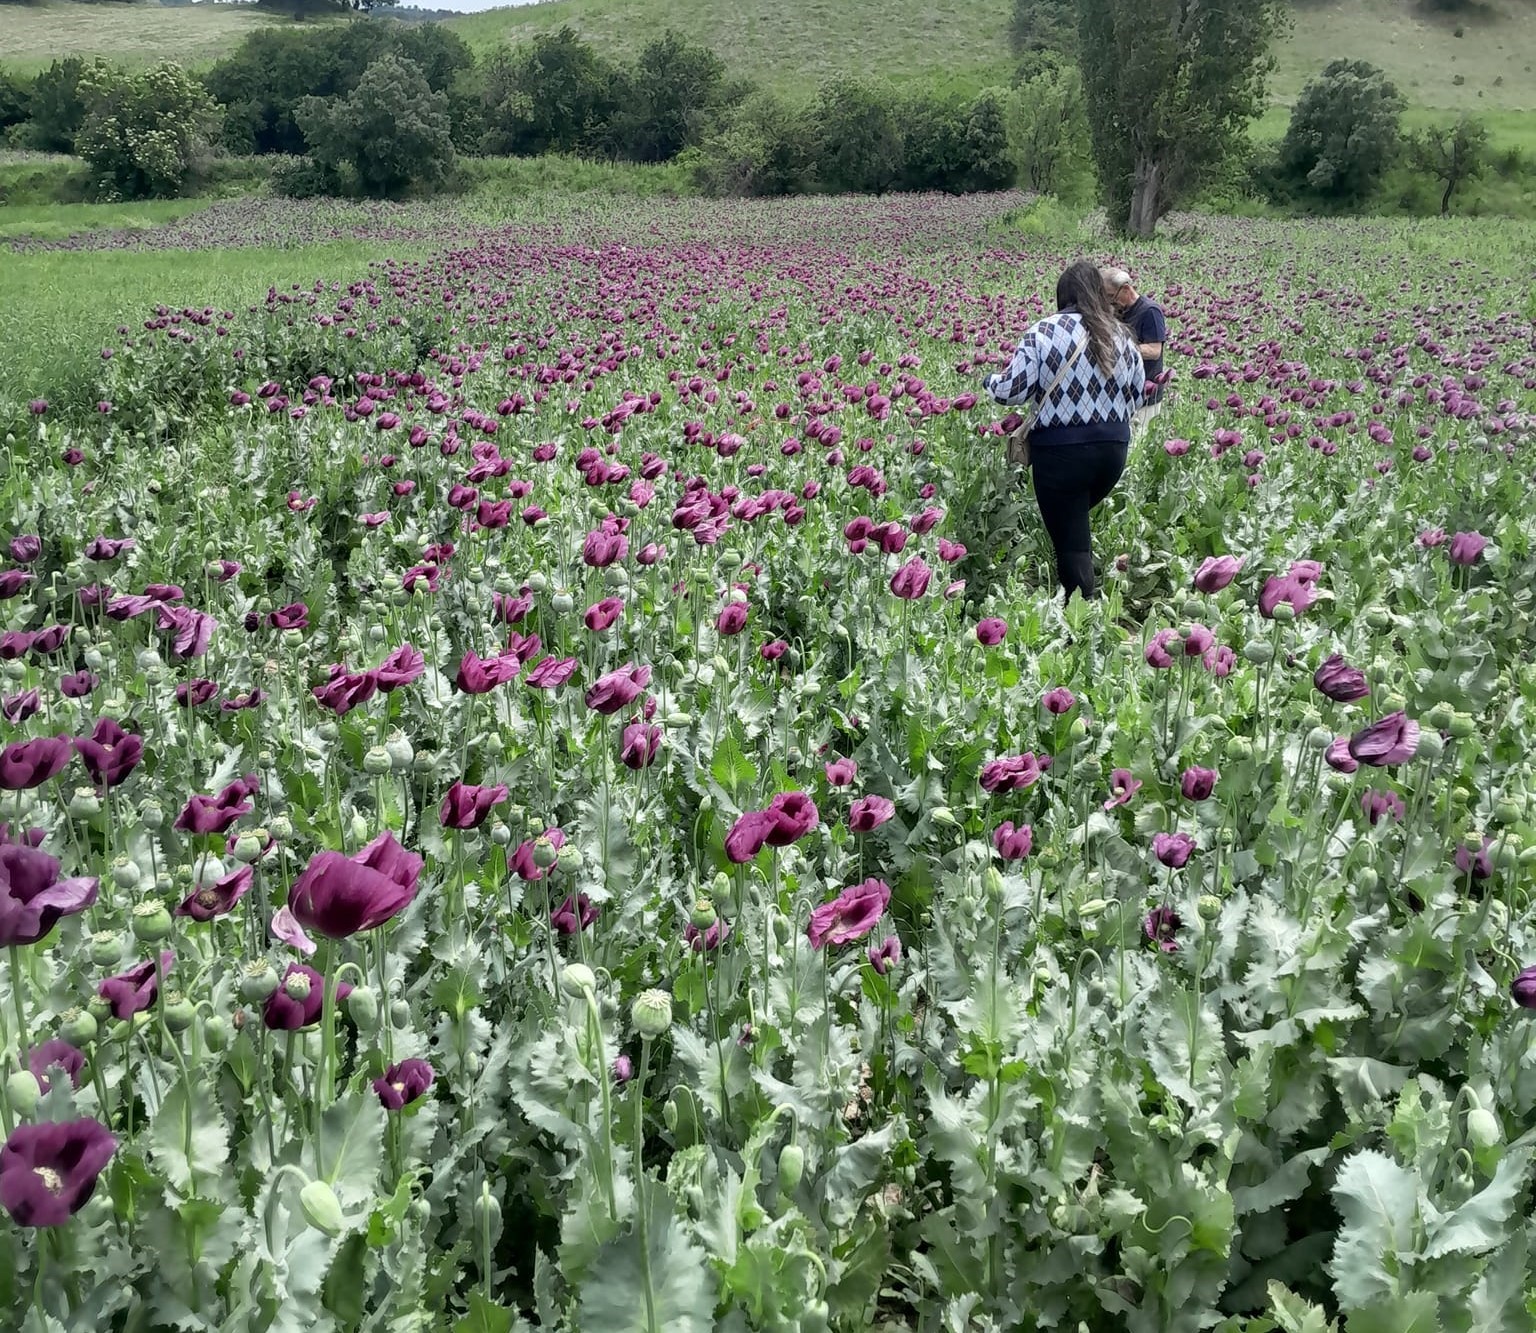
top-left (0, 23), bottom-right (1016, 202)
top-left (1008, 0), bottom-right (1504, 232)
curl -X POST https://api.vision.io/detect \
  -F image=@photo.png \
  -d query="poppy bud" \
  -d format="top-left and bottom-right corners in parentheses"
top-left (1466, 1107), bottom-right (1501, 1150)
top-left (162, 992), bottom-right (196, 1033)
top-left (346, 987), bottom-right (380, 1032)
top-left (1085, 979), bottom-right (1106, 1006)
top-left (390, 999), bottom-right (410, 1028)
top-left (5, 1071), bottom-right (39, 1117)
top-left (772, 912), bottom-right (791, 944)
top-left (777, 1143), bottom-right (804, 1192)
top-left (300, 1180), bottom-right (347, 1237)
top-left (1068, 717), bottom-right (1088, 742)
top-left (631, 989), bottom-right (673, 1038)
top-left (662, 1099), bottom-right (678, 1132)
top-left (472, 1183), bottom-right (502, 1239)
top-left (1197, 895), bottom-right (1223, 922)
top-left (664, 712), bottom-right (693, 729)
top-left (561, 964), bottom-right (596, 997)
top-left (204, 1014), bottom-right (231, 1052)
top-left (59, 1007), bottom-right (98, 1046)
top-left (1380, 693), bottom-right (1407, 714)
top-left (1077, 898), bottom-right (1107, 921)
top-left (348, 811), bottom-right (369, 845)
top-left (931, 806), bottom-right (958, 827)
top-left (131, 901), bottom-right (173, 942)
top-left (1356, 868), bottom-right (1379, 893)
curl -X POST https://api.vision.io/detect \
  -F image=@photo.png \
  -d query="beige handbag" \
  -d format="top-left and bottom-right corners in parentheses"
top-left (1005, 332), bottom-right (1089, 468)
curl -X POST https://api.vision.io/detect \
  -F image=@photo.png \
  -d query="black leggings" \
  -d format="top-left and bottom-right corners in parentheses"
top-left (1030, 441), bottom-right (1128, 601)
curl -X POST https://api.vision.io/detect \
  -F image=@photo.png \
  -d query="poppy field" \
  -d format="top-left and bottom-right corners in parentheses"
top-left (2, 193), bottom-right (1536, 1332)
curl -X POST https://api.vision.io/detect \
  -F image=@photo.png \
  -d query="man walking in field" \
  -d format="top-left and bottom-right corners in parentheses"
top-left (1101, 267), bottom-right (1167, 438)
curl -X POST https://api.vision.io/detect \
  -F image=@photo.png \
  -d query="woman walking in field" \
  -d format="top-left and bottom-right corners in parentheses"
top-left (984, 260), bottom-right (1145, 601)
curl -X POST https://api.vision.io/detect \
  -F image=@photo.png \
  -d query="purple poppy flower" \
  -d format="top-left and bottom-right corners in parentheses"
top-left (511, 829), bottom-right (564, 882)
top-left (0, 571), bottom-right (33, 599)
top-left (175, 775), bottom-right (258, 835)
top-left (992, 821), bottom-right (1032, 860)
top-left (1258, 574), bottom-right (1317, 619)
top-left (585, 598), bottom-right (625, 633)
top-left (1145, 629), bottom-right (1179, 669)
top-left (1512, 966), bottom-right (1536, 1009)
top-left (1193, 555), bottom-right (1243, 593)
top-left (174, 864), bottom-right (253, 922)
top-left (980, 753), bottom-right (1047, 794)
top-left (889, 557), bottom-right (932, 600)
top-left (26, 1039), bottom-right (85, 1094)
top-left (1104, 769), bottom-right (1142, 809)
top-left (1349, 712), bottom-right (1421, 767)
top-left (715, 601), bottom-right (749, 636)
top-left (807, 878), bottom-right (891, 949)
top-left (375, 643), bottom-right (425, 694)
top-left (1041, 687), bottom-right (1076, 715)
top-left (1455, 837), bottom-right (1494, 881)
top-left (439, 781), bottom-right (508, 831)
top-left (975, 618), bottom-right (1007, 646)
top-left (848, 795), bottom-right (895, 833)
top-left (373, 1059), bottom-right (434, 1111)
top-left (585, 663), bottom-right (651, 715)
top-left (1143, 906), bottom-right (1181, 953)
top-left (74, 718), bottom-right (143, 790)
top-left (8, 537), bottom-right (40, 564)
top-left (312, 668), bottom-right (379, 716)
top-left (0, 843), bottom-right (98, 948)
top-left (0, 1119), bottom-right (115, 1227)
top-left (1180, 768), bottom-right (1217, 801)
top-left (60, 672), bottom-right (99, 699)
top-left (2, 690), bottom-right (40, 725)
top-left (1448, 532), bottom-right (1488, 566)
top-left (270, 905), bottom-right (317, 957)
top-left (0, 737), bottom-right (72, 791)
top-left (525, 655), bottom-right (578, 690)
top-left (760, 640), bottom-right (788, 662)
top-left (551, 892), bottom-right (598, 935)
top-left (262, 963), bottom-right (352, 1031)
top-left (825, 756), bottom-right (857, 786)
top-left (84, 537), bottom-right (133, 562)
top-left (99, 951), bottom-right (173, 1020)
top-left (1325, 736), bottom-right (1359, 774)
top-left (288, 830), bottom-right (423, 939)
top-left (1152, 832), bottom-right (1196, 868)
top-left (1314, 654), bottom-right (1368, 703)
top-left (176, 679), bottom-right (219, 709)
top-left (765, 791), bottom-right (819, 847)
top-left (454, 650), bottom-right (519, 695)
top-left (1360, 789), bottom-right (1405, 826)
top-left (725, 809), bottom-right (775, 864)
top-left (868, 935), bottom-right (902, 975)
top-left (157, 606), bottom-right (217, 660)
top-left (619, 721), bottom-right (662, 771)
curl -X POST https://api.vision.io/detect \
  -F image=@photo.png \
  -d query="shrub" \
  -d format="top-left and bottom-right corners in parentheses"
top-left (809, 77), bottom-right (904, 195)
top-left (1004, 59), bottom-right (1092, 199)
top-left (75, 61), bottom-right (220, 199)
top-left (1276, 60), bottom-right (1406, 206)
top-left (21, 59), bottom-right (88, 154)
top-left (686, 91), bottom-right (815, 197)
top-left (606, 32), bottom-right (733, 164)
top-left (478, 26), bottom-right (618, 158)
top-left (296, 52), bottom-right (456, 199)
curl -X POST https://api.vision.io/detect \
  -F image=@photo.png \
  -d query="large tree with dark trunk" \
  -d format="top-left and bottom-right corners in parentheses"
top-left (1077, 0), bottom-right (1285, 237)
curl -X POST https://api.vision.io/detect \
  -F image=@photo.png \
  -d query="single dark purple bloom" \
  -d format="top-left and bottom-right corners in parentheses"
top-left (551, 892), bottom-right (598, 935)
top-left (74, 718), bottom-right (143, 790)
top-left (1143, 906), bottom-right (1181, 953)
top-left (868, 935), bottom-right (902, 975)
top-left (262, 963), bottom-right (352, 1031)
top-left (0, 844), bottom-right (98, 948)
top-left (1152, 832), bottom-right (1196, 869)
top-left (0, 1118), bottom-right (115, 1227)
top-left (175, 775), bottom-right (258, 835)
top-left (27, 1039), bottom-right (85, 1093)
top-left (1314, 653), bottom-right (1368, 703)
top-left (99, 951), bottom-right (173, 1020)
top-left (175, 864), bottom-right (254, 922)
top-left (1180, 767), bottom-right (1217, 801)
top-left (439, 781), bottom-right (508, 831)
top-left (1349, 712), bottom-right (1421, 767)
top-left (0, 737), bottom-right (72, 791)
top-left (373, 1059), bottom-right (434, 1111)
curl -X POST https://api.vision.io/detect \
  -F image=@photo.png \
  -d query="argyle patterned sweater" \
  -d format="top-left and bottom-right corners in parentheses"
top-left (984, 311), bottom-right (1146, 447)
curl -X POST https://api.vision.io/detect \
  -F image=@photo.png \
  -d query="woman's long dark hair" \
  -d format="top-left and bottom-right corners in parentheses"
top-left (1055, 260), bottom-right (1124, 376)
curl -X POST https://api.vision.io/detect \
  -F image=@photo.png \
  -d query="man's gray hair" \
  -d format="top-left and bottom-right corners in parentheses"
top-left (1100, 266), bottom-right (1132, 288)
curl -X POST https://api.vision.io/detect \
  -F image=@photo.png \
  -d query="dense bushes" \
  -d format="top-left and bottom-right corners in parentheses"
top-left (75, 61), bottom-right (221, 199)
top-left (1274, 60), bottom-right (1407, 206)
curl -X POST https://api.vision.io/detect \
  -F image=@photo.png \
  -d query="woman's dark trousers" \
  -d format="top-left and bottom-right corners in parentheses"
top-left (1029, 441), bottom-right (1128, 601)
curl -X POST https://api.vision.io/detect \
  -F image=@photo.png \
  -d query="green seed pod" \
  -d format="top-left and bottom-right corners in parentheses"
top-left (317, 721), bottom-right (340, 743)
top-left (526, 572), bottom-right (549, 594)
top-left (561, 964), bottom-right (596, 998)
top-left (489, 819), bottom-right (512, 848)
top-left (1241, 640), bottom-right (1273, 666)
top-left (1305, 727), bottom-right (1333, 752)
top-left (690, 899), bottom-right (717, 930)
top-left (532, 835), bottom-right (558, 869)
top-left (131, 900), bottom-right (173, 943)
top-left (59, 1007), bottom-right (98, 1047)
top-left (1270, 602), bottom-right (1296, 624)
top-left (1467, 1107), bottom-right (1501, 1150)
top-left (631, 988), bottom-right (673, 1038)
top-left (556, 845), bottom-right (583, 873)
top-left (69, 787), bottom-right (102, 819)
top-left (282, 971), bottom-right (313, 1003)
top-left (111, 856), bottom-right (141, 890)
top-left (603, 566), bottom-right (628, 591)
top-left (346, 987), bottom-right (380, 1032)
top-left (1197, 894), bottom-right (1223, 922)
top-left (385, 731), bottom-right (415, 770)
top-left (1417, 730), bottom-right (1445, 761)
top-left (300, 1180), bottom-right (347, 1237)
top-left (139, 800), bottom-right (165, 832)
top-left (1493, 797), bottom-right (1523, 825)
top-left (1363, 607), bottom-right (1391, 631)
top-left (86, 995), bottom-right (113, 1024)
top-left (1380, 693), bottom-right (1407, 714)
top-left (5, 1070), bottom-right (40, 1117)
top-left (1424, 702), bottom-right (1455, 731)
top-left (162, 992), bottom-right (196, 1034)
top-left (777, 1143), bottom-right (805, 1193)
top-left (363, 746), bottom-right (392, 776)
top-left (1448, 713), bottom-right (1477, 740)
top-left (239, 959), bottom-right (280, 1003)
top-left (1227, 732), bottom-right (1254, 761)
top-left (89, 931), bottom-right (124, 969)
top-left (551, 592), bottom-right (575, 614)
top-left (203, 1014), bottom-right (231, 1052)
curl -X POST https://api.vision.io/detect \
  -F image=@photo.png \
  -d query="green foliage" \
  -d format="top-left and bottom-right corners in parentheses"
top-left (1409, 114), bottom-right (1490, 215)
top-left (1277, 59), bottom-right (1406, 206)
top-left (1077, 0), bottom-right (1286, 235)
top-left (75, 59), bottom-right (220, 199)
top-left (809, 76), bottom-right (903, 194)
top-left (204, 22), bottom-right (474, 157)
top-left (1004, 57), bottom-right (1092, 200)
top-left (1008, 0), bottom-right (1077, 58)
top-left (682, 90), bottom-right (815, 197)
top-left (0, 70), bottom-right (31, 135)
top-left (605, 32), bottom-right (734, 164)
top-left (477, 25), bottom-right (618, 158)
top-left (293, 52), bottom-right (455, 198)
top-left (20, 58), bottom-right (89, 154)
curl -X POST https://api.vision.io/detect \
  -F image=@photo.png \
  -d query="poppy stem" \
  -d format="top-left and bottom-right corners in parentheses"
top-left (6, 946), bottom-right (28, 1062)
top-left (631, 1034), bottom-right (657, 1333)
top-left (318, 939), bottom-right (338, 1111)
